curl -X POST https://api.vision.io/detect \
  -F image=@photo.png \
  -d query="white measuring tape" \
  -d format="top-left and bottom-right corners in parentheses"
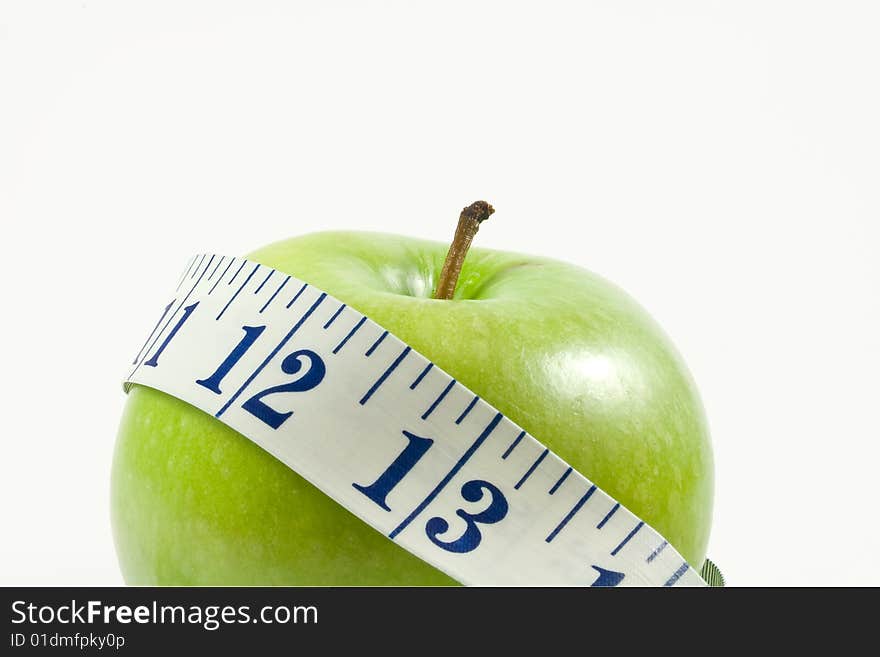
top-left (125, 254), bottom-right (707, 587)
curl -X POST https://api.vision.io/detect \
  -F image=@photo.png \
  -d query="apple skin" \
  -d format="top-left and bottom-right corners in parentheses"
top-left (111, 231), bottom-right (713, 585)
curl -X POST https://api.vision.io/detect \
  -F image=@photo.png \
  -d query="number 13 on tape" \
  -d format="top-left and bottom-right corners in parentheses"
top-left (125, 254), bottom-right (706, 587)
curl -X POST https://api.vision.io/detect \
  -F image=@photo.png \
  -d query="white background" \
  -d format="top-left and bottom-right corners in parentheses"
top-left (1, 1), bottom-right (878, 586)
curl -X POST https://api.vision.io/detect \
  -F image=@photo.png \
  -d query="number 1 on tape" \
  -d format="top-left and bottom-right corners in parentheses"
top-left (125, 254), bottom-right (706, 587)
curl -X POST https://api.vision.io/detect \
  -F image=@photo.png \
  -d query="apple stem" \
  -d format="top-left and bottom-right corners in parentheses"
top-left (433, 200), bottom-right (495, 300)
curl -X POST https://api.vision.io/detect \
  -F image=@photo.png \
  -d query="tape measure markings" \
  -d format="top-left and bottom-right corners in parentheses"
top-left (254, 269), bottom-right (275, 295)
top-left (501, 430), bottom-right (526, 459)
top-left (185, 253), bottom-right (203, 283)
top-left (207, 257), bottom-right (234, 294)
top-left (664, 562), bottom-right (690, 587)
top-left (455, 395), bottom-right (480, 425)
top-left (131, 300), bottom-right (174, 365)
top-left (216, 262), bottom-right (260, 320)
top-left (227, 259), bottom-right (248, 286)
top-left (175, 255), bottom-right (196, 291)
top-left (591, 566), bottom-right (625, 587)
top-left (285, 281), bottom-right (309, 309)
top-left (125, 254), bottom-right (706, 586)
top-left (139, 253), bottom-right (202, 363)
top-left (364, 330), bottom-right (388, 357)
top-left (259, 275), bottom-right (290, 313)
top-left (192, 253), bottom-right (207, 280)
top-left (360, 345), bottom-right (412, 405)
top-left (597, 502), bottom-right (620, 529)
top-left (206, 255), bottom-right (226, 282)
top-left (388, 411), bottom-right (504, 540)
top-left (334, 316), bottom-right (367, 354)
top-left (409, 362), bottom-right (433, 389)
top-left (323, 303), bottom-right (347, 329)
top-left (215, 291), bottom-right (327, 418)
top-left (143, 301), bottom-right (200, 369)
top-left (611, 521), bottom-right (644, 556)
top-left (514, 448), bottom-right (549, 490)
top-left (548, 466), bottom-right (572, 495)
top-left (545, 485), bottom-right (596, 543)
top-left (130, 254), bottom-right (211, 380)
top-left (421, 378), bottom-right (456, 420)
top-left (646, 539), bottom-right (669, 563)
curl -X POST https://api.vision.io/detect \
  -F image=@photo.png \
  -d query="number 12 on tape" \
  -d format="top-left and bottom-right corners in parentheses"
top-left (126, 254), bottom-right (706, 587)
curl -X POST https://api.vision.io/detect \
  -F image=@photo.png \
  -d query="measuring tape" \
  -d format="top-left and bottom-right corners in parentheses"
top-left (125, 254), bottom-right (707, 587)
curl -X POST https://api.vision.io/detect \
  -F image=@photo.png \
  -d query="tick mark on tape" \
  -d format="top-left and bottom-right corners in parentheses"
top-left (215, 293), bottom-right (326, 418)
top-left (209, 258), bottom-right (235, 295)
top-left (365, 331), bottom-right (388, 356)
top-left (501, 431), bottom-right (526, 460)
top-left (323, 303), bottom-right (346, 329)
top-left (663, 562), bottom-right (689, 587)
top-left (389, 412), bottom-right (503, 540)
top-left (549, 467), bottom-right (572, 495)
top-left (228, 260), bottom-right (247, 285)
top-left (455, 395), bottom-right (480, 424)
top-left (260, 276), bottom-right (290, 313)
top-left (207, 255), bottom-right (225, 281)
top-left (421, 379), bottom-right (455, 420)
top-left (176, 256), bottom-right (196, 291)
top-left (189, 253), bottom-right (204, 280)
top-left (190, 254), bottom-right (205, 279)
top-left (254, 269), bottom-right (274, 294)
top-left (360, 346), bottom-right (411, 405)
top-left (611, 521), bottom-right (644, 556)
top-left (286, 282), bottom-right (308, 309)
top-left (410, 363), bottom-right (433, 389)
top-left (646, 540), bottom-right (668, 563)
top-left (597, 503), bottom-right (620, 529)
top-left (515, 448), bottom-right (549, 490)
top-left (216, 263), bottom-right (260, 321)
top-left (333, 316), bottom-right (366, 354)
top-left (545, 485), bottom-right (597, 543)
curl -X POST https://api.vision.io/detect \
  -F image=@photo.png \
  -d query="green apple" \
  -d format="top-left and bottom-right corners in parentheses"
top-left (111, 227), bottom-right (713, 585)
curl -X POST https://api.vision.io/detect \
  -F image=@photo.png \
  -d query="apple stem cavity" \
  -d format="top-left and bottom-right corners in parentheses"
top-left (433, 200), bottom-right (495, 300)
